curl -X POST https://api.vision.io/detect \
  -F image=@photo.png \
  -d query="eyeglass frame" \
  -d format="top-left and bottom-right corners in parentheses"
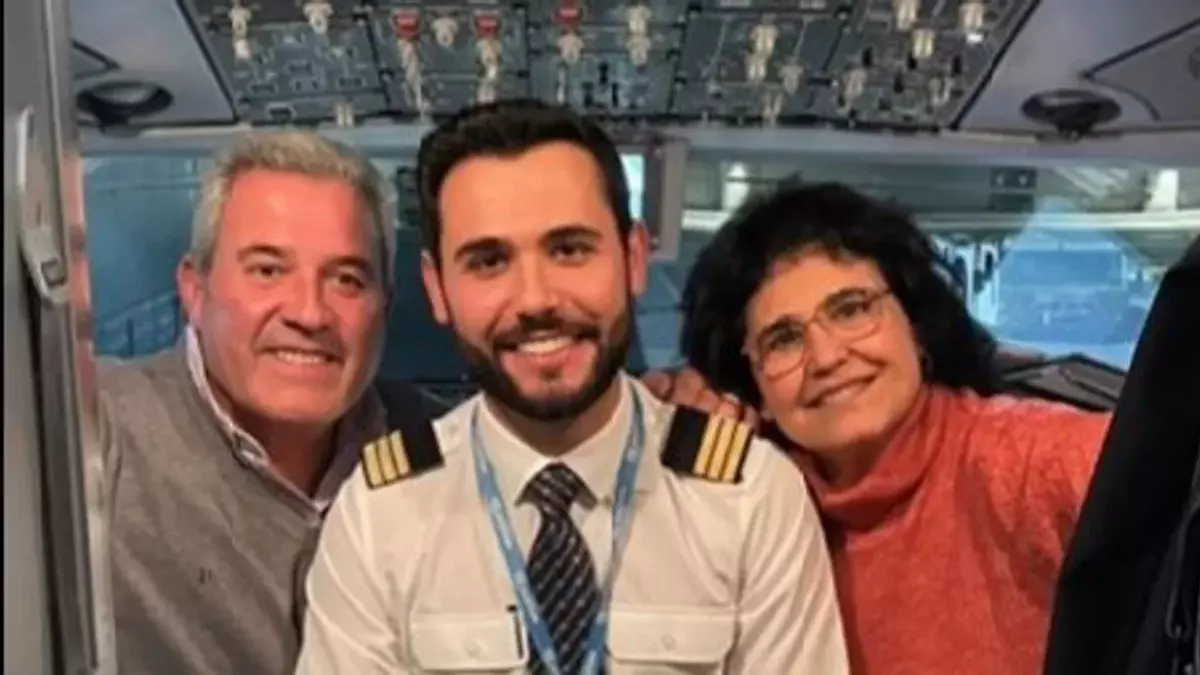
top-left (742, 286), bottom-right (894, 380)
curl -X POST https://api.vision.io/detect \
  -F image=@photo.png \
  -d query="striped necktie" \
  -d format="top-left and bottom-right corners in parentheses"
top-left (524, 463), bottom-right (603, 674)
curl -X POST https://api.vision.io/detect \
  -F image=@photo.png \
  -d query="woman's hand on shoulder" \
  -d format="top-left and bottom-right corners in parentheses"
top-left (640, 367), bottom-right (761, 429)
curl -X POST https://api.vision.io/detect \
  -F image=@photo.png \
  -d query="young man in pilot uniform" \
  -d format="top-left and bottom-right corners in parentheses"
top-left (295, 99), bottom-right (849, 674)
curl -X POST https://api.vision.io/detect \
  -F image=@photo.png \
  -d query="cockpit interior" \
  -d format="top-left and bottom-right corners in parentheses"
top-left (5, 0), bottom-right (1199, 672)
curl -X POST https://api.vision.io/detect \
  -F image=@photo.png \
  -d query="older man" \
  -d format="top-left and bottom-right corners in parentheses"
top-left (96, 130), bottom-right (427, 675)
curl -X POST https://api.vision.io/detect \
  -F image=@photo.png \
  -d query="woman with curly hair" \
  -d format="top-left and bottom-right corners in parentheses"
top-left (665, 181), bottom-right (1111, 675)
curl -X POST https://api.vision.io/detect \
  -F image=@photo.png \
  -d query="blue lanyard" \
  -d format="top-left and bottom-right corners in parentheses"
top-left (470, 387), bottom-right (645, 675)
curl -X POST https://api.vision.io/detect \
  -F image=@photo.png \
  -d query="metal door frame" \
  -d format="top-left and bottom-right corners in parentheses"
top-left (5, 0), bottom-right (116, 670)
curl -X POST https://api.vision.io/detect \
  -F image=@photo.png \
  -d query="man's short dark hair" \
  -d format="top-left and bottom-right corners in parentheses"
top-left (416, 98), bottom-right (633, 260)
top-left (680, 180), bottom-right (1001, 407)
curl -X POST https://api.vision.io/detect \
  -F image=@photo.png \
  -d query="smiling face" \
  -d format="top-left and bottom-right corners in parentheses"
top-left (421, 141), bottom-right (648, 422)
top-left (178, 168), bottom-right (387, 430)
top-left (745, 246), bottom-right (924, 467)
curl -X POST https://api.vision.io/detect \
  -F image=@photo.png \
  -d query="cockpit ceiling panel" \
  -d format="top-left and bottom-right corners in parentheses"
top-left (959, 0), bottom-right (1199, 133)
top-left (131, 0), bottom-right (1034, 131)
top-left (71, 43), bottom-right (118, 80)
top-left (70, 0), bottom-right (237, 125)
top-left (1085, 20), bottom-right (1200, 126)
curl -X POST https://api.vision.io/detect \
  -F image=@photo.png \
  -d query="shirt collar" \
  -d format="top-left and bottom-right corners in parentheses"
top-left (184, 325), bottom-right (378, 511)
top-left (477, 373), bottom-right (665, 508)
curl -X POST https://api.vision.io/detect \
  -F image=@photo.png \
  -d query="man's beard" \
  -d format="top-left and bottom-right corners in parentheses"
top-left (454, 308), bottom-right (632, 423)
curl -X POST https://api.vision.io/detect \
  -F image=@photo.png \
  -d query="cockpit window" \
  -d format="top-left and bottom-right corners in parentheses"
top-left (664, 162), bottom-right (1199, 372)
top-left (83, 157), bottom-right (1197, 397)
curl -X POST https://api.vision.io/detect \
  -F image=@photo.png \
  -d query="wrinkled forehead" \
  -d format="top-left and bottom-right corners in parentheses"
top-left (748, 247), bottom-right (887, 327)
top-left (218, 170), bottom-right (378, 264)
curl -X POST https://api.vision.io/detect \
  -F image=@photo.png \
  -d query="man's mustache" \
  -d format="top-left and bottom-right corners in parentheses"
top-left (491, 311), bottom-right (601, 350)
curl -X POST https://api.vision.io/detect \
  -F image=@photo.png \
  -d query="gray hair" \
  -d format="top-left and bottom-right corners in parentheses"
top-left (191, 130), bottom-right (397, 288)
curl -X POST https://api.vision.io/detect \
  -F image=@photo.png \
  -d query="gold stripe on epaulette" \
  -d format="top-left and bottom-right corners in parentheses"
top-left (719, 422), bottom-right (752, 482)
top-left (690, 416), bottom-right (752, 483)
top-left (362, 431), bottom-right (418, 490)
top-left (693, 416), bottom-right (722, 477)
top-left (376, 435), bottom-right (398, 484)
top-left (387, 431), bottom-right (411, 478)
top-left (363, 441), bottom-right (385, 489)
top-left (710, 417), bottom-right (739, 480)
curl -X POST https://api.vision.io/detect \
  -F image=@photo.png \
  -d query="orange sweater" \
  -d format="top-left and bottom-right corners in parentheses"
top-left (797, 386), bottom-right (1111, 675)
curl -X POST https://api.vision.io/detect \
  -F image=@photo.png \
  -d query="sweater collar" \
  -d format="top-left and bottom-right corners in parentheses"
top-left (794, 385), bottom-right (960, 531)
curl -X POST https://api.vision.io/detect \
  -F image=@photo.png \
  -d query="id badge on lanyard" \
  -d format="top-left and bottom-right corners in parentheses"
top-left (470, 387), bottom-right (645, 675)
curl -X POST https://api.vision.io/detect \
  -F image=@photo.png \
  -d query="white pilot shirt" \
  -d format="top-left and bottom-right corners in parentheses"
top-left (295, 375), bottom-right (849, 674)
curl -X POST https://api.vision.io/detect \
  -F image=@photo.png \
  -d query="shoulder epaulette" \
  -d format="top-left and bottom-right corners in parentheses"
top-left (364, 379), bottom-right (447, 490)
top-left (660, 407), bottom-right (754, 484)
top-left (360, 429), bottom-right (444, 490)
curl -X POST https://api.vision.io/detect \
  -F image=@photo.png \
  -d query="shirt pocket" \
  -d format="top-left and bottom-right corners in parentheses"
top-left (409, 612), bottom-right (526, 673)
top-left (608, 607), bottom-right (736, 674)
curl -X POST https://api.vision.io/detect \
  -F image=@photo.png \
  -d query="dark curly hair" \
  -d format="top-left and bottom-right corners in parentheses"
top-left (680, 180), bottom-right (1002, 407)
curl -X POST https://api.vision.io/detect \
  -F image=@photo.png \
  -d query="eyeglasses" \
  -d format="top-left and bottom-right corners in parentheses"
top-left (745, 287), bottom-right (892, 380)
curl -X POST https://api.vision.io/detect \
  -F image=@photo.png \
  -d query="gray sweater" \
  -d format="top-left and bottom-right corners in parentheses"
top-left (98, 346), bottom-right (385, 675)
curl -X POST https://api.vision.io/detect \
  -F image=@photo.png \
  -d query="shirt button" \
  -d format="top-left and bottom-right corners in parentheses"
top-left (464, 641), bottom-right (481, 658)
top-left (661, 634), bottom-right (677, 651)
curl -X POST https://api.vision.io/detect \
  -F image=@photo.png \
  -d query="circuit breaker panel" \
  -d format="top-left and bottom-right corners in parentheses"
top-left (182, 0), bottom-right (1035, 130)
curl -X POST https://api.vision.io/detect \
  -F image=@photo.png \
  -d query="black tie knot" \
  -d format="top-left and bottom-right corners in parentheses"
top-left (525, 463), bottom-right (587, 517)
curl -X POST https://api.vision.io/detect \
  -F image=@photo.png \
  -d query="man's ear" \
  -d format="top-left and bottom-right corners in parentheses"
top-left (420, 251), bottom-right (450, 326)
top-left (176, 255), bottom-right (205, 326)
top-left (625, 219), bottom-right (651, 298)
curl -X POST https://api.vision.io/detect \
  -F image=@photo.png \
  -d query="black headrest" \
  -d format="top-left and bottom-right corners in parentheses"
top-left (997, 352), bottom-right (1125, 412)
